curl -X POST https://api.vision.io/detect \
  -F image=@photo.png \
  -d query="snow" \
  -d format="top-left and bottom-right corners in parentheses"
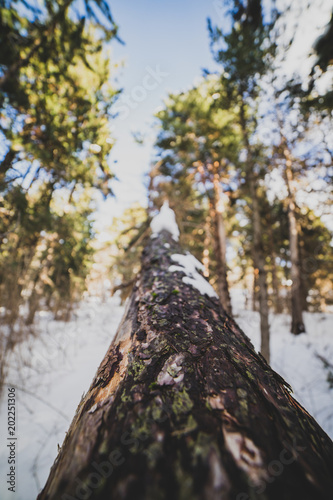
top-left (0, 296), bottom-right (124, 500)
top-left (150, 201), bottom-right (180, 241)
top-left (0, 292), bottom-right (332, 500)
top-left (231, 289), bottom-right (333, 440)
top-left (169, 253), bottom-right (218, 298)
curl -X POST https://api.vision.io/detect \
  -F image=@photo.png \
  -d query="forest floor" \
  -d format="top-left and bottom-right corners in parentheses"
top-left (0, 291), bottom-right (332, 500)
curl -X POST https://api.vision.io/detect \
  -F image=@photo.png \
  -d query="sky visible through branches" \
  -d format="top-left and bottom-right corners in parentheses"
top-left (96, 0), bottom-right (332, 239)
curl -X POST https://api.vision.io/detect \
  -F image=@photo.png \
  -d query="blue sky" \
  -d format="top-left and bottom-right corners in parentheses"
top-left (96, 0), bottom-right (223, 232)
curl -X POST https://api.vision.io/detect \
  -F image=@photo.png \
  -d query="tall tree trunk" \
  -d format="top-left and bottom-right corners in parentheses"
top-left (252, 267), bottom-right (259, 311)
top-left (202, 214), bottom-right (211, 278)
top-left (38, 228), bottom-right (333, 500)
top-left (198, 162), bottom-right (232, 315)
top-left (239, 101), bottom-right (270, 362)
top-left (283, 145), bottom-right (306, 335)
top-left (268, 225), bottom-right (283, 314)
top-left (297, 237), bottom-right (309, 312)
top-left (248, 173), bottom-right (270, 362)
top-left (212, 173), bottom-right (232, 316)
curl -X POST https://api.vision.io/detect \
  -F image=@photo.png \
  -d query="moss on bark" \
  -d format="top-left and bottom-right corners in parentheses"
top-left (38, 230), bottom-right (333, 500)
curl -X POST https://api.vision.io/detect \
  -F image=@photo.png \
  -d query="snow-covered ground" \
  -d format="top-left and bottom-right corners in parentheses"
top-left (0, 293), bottom-right (332, 500)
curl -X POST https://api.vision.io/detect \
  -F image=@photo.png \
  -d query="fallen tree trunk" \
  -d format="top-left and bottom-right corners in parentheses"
top-left (38, 226), bottom-right (333, 500)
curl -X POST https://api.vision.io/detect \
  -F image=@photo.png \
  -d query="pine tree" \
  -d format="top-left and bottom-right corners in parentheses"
top-left (208, 0), bottom-right (278, 361)
top-left (153, 77), bottom-right (242, 315)
top-left (0, 0), bottom-right (120, 379)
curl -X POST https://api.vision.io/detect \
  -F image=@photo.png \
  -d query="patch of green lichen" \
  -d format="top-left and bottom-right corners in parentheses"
top-left (121, 391), bottom-right (132, 404)
top-left (205, 399), bottom-right (213, 411)
top-left (98, 439), bottom-right (109, 456)
top-left (174, 454), bottom-right (197, 500)
top-left (246, 369), bottom-right (255, 381)
top-left (192, 432), bottom-right (215, 465)
top-left (172, 388), bottom-right (193, 416)
top-left (128, 359), bottom-right (146, 380)
top-left (151, 403), bottom-right (165, 421)
top-left (172, 414), bottom-right (198, 437)
top-left (237, 388), bottom-right (247, 398)
top-left (237, 389), bottom-right (248, 417)
top-left (147, 336), bottom-right (170, 355)
top-left (130, 413), bottom-right (151, 445)
top-left (143, 440), bottom-right (164, 468)
top-left (149, 381), bottom-right (159, 391)
top-left (311, 433), bottom-right (319, 445)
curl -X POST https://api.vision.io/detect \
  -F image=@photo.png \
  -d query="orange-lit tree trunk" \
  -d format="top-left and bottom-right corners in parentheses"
top-left (198, 163), bottom-right (232, 316)
top-left (212, 171), bottom-right (232, 316)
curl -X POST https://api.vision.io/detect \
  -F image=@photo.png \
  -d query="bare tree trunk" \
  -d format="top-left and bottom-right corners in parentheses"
top-left (268, 225), bottom-right (283, 314)
top-left (270, 258), bottom-right (282, 314)
top-left (283, 146), bottom-right (305, 335)
top-left (198, 162), bottom-right (232, 315)
top-left (212, 173), bottom-right (232, 316)
top-left (239, 102), bottom-right (270, 362)
top-left (38, 229), bottom-right (333, 500)
top-left (202, 214), bottom-right (211, 278)
top-left (248, 173), bottom-right (270, 362)
top-left (252, 267), bottom-right (259, 311)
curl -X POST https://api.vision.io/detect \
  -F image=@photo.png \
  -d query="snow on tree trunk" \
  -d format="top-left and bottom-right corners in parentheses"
top-left (38, 227), bottom-right (333, 500)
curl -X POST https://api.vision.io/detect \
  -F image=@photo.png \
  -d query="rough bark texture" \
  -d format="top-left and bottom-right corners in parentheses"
top-left (198, 162), bottom-right (232, 316)
top-left (268, 224), bottom-right (283, 314)
top-left (283, 147), bottom-right (306, 335)
top-left (213, 174), bottom-right (232, 317)
top-left (38, 230), bottom-right (333, 500)
top-left (239, 103), bottom-right (270, 362)
top-left (248, 173), bottom-right (270, 363)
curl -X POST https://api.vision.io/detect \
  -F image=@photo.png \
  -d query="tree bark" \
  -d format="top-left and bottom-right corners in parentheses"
top-left (248, 174), bottom-right (270, 362)
top-left (239, 102), bottom-right (270, 362)
top-left (212, 173), bottom-right (232, 316)
top-left (202, 214), bottom-right (211, 278)
top-left (198, 162), bottom-right (232, 316)
top-left (283, 146), bottom-right (306, 335)
top-left (268, 225), bottom-right (283, 314)
top-left (38, 229), bottom-right (333, 500)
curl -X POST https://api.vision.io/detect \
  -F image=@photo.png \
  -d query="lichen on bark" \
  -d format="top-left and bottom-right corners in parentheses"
top-left (38, 230), bottom-right (333, 500)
